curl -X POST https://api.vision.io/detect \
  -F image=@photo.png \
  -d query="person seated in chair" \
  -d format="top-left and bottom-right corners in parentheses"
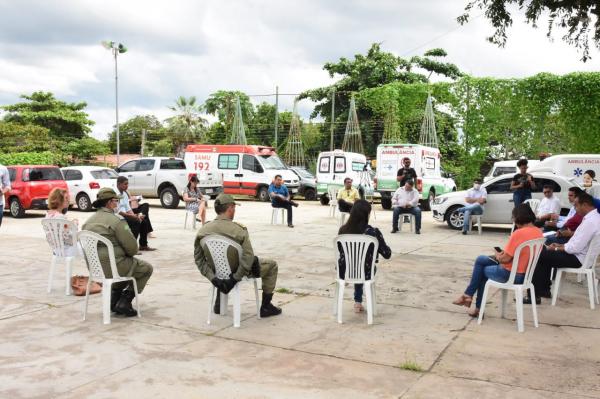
top-left (545, 187), bottom-right (584, 245)
top-left (116, 176), bottom-right (156, 251)
top-left (194, 194), bottom-right (282, 318)
top-left (534, 185), bottom-right (561, 228)
top-left (183, 175), bottom-right (207, 225)
top-left (453, 204), bottom-right (542, 318)
top-left (456, 178), bottom-right (487, 235)
top-left (82, 188), bottom-right (154, 317)
top-left (44, 187), bottom-right (79, 257)
top-left (268, 174), bottom-right (298, 228)
top-left (391, 179), bottom-right (421, 234)
top-left (337, 177), bottom-right (360, 213)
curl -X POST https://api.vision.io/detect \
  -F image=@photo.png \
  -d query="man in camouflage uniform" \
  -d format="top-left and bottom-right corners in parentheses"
top-left (82, 188), bottom-right (153, 317)
top-left (194, 194), bottom-right (282, 318)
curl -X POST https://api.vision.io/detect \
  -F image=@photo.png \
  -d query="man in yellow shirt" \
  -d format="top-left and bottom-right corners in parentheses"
top-left (337, 177), bottom-right (360, 212)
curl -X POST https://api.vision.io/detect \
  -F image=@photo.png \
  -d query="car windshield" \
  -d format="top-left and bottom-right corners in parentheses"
top-left (29, 168), bottom-right (63, 181)
top-left (91, 169), bottom-right (119, 179)
top-left (295, 168), bottom-right (314, 179)
top-left (259, 155), bottom-right (286, 169)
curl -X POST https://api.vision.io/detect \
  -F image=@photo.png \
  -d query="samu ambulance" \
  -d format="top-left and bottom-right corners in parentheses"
top-left (184, 144), bottom-right (299, 202)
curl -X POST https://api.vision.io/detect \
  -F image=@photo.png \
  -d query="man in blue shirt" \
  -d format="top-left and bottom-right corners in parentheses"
top-left (268, 174), bottom-right (298, 228)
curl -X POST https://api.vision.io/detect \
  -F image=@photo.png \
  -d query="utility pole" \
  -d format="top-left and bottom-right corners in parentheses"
top-left (330, 88), bottom-right (335, 151)
top-left (140, 129), bottom-right (146, 157)
top-left (274, 85), bottom-right (279, 148)
top-left (102, 41), bottom-right (127, 165)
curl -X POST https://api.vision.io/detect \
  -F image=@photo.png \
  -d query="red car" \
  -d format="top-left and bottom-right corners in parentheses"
top-left (4, 165), bottom-right (69, 218)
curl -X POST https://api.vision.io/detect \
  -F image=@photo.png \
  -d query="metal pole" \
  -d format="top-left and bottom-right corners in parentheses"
top-left (114, 48), bottom-right (120, 166)
top-left (141, 129), bottom-right (146, 157)
top-left (330, 88), bottom-right (335, 151)
top-left (274, 85), bottom-right (279, 148)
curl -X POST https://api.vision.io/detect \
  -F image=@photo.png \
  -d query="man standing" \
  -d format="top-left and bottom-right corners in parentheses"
top-left (116, 176), bottom-right (155, 251)
top-left (531, 192), bottom-right (600, 301)
top-left (510, 158), bottom-right (536, 207)
top-left (194, 194), bottom-right (282, 318)
top-left (391, 179), bottom-right (422, 234)
top-left (82, 188), bottom-right (154, 316)
top-left (396, 157), bottom-right (417, 187)
top-left (535, 185), bottom-right (561, 228)
top-left (268, 174), bottom-right (298, 228)
top-left (456, 178), bottom-right (487, 235)
top-left (337, 177), bottom-right (360, 213)
top-left (0, 163), bottom-right (11, 227)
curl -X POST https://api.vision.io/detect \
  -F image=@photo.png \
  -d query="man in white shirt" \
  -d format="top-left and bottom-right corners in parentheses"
top-left (532, 192), bottom-right (600, 299)
top-left (456, 178), bottom-right (487, 235)
top-left (0, 163), bottom-right (12, 227)
top-left (391, 179), bottom-right (421, 234)
top-left (116, 176), bottom-right (156, 251)
top-left (535, 185), bottom-right (561, 228)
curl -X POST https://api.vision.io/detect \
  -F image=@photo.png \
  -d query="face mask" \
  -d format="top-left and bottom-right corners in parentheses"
top-left (473, 184), bottom-right (481, 190)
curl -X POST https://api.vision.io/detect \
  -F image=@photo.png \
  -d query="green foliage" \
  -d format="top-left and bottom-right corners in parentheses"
top-left (204, 91), bottom-right (254, 144)
top-left (1, 91), bottom-right (94, 140)
top-left (166, 96), bottom-right (208, 152)
top-left (398, 360), bottom-right (423, 372)
top-left (0, 151), bottom-right (67, 166)
top-left (108, 115), bottom-right (164, 153)
top-left (64, 137), bottom-right (109, 162)
top-left (0, 121), bottom-right (54, 153)
top-left (150, 139), bottom-right (174, 156)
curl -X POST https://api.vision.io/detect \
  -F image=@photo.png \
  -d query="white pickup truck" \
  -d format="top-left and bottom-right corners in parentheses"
top-left (116, 157), bottom-right (223, 209)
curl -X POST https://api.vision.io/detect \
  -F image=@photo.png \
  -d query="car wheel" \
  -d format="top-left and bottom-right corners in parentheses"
top-left (9, 197), bottom-right (25, 218)
top-left (257, 186), bottom-right (269, 202)
top-left (210, 194), bottom-right (217, 200)
top-left (76, 193), bottom-right (92, 212)
top-left (160, 186), bottom-right (180, 209)
top-left (319, 194), bottom-right (330, 206)
top-left (446, 206), bottom-right (464, 230)
top-left (304, 188), bottom-right (316, 201)
top-left (381, 196), bottom-right (392, 210)
top-left (422, 190), bottom-right (435, 211)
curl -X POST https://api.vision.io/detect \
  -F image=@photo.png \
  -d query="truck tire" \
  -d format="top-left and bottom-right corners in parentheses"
top-left (160, 186), bottom-right (180, 209)
top-left (320, 194), bottom-right (329, 206)
top-left (257, 186), bottom-right (269, 202)
top-left (422, 190), bottom-right (435, 211)
top-left (76, 193), bottom-right (92, 212)
top-left (304, 188), bottom-right (316, 201)
top-left (381, 196), bottom-right (392, 210)
top-left (445, 205), bottom-right (465, 230)
top-left (9, 197), bottom-right (25, 218)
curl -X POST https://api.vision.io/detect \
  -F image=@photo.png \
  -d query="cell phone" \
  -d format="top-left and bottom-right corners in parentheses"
top-left (487, 256), bottom-right (499, 264)
top-left (494, 246), bottom-right (502, 252)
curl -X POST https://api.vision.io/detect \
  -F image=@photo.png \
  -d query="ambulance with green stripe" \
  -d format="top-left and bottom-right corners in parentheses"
top-left (315, 150), bottom-right (374, 205)
top-left (375, 143), bottom-right (456, 210)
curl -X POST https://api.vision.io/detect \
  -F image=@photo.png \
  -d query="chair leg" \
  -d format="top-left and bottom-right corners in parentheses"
top-left (192, 213), bottom-right (196, 229)
top-left (83, 279), bottom-right (92, 321)
top-left (65, 257), bottom-right (73, 296)
top-left (48, 255), bottom-right (57, 293)
top-left (372, 283), bottom-right (377, 316)
top-left (500, 290), bottom-right (507, 319)
top-left (254, 279), bottom-right (261, 319)
top-left (131, 279), bottom-right (141, 318)
top-left (102, 281), bottom-right (112, 325)
top-left (364, 283), bottom-right (373, 325)
top-left (332, 282), bottom-right (340, 316)
top-left (337, 281), bottom-right (345, 324)
top-left (233, 284), bottom-right (241, 328)
top-left (515, 287), bottom-right (524, 333)
top-left (478, 217), bottom-right (482, 235)
top-left (478, 283), bottom-right (489, 325)
top-left (529, 285), bottom-right (539, 328)
top-left (586, 272), bottom-right (595, 310)
top-left (220, 292), bottom-right (228, 316)
top-left (207, 286), bottom-right (215, 325)
top-left (552, 270), bottom-right (563, 306)
top-left (184, 211), bottom-right (188, 229)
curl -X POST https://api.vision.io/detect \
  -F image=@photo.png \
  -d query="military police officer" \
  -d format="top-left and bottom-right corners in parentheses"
top-left (194, 194), bottom-right (282, 318)
top-left (82, 188), bottom-right (153, 317)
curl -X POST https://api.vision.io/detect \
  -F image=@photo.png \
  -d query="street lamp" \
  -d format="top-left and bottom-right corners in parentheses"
top-left (101, 41), bottom-right (127, 166)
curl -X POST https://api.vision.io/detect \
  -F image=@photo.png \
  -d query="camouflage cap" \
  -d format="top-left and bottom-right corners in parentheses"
top-left (214, 193), bottom-right (239, 207)
top-left (96, 187), bottom-right (122, 201)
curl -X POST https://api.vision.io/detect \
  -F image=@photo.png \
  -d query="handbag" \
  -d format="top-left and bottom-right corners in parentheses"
top-left (70, 275), bottom-right (103, 296)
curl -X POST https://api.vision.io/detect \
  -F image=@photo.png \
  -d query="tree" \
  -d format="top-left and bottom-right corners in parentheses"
top-left (204, 91), bottom-right (254, 144)
top-left (64, 137), bottom-right (110, 162)
top-left (458, 0), bottom-right (600, 62)
top-left (1, 91), bottom-right (94, 140)
top-left (251, 102), bottom-right (293, 149)
top-left (108, 115), bottom-right (164, 153)
top-left (0, 121), bottom-right (54, 153)
top-left (166, 96), bottom-right (207, 142)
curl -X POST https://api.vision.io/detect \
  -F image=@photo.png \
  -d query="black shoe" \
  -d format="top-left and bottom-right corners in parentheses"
top-left (288, 224), bottom-right (294, 228)
top-left (110, 287), bottom-right (124, 312)
top-left (213, 290), bottom-right (221, 314)
top-left (114, 290), bottom-right (138, 317)
top-left (416, 230), bottom-right (421, 235)
top-left (522, 296), bottom-right (541, 305)
top-left (391, 228), bottom-right (398, 234)
top-left (260, 293), bottom-right (282, 318)
top-left (290, 201), bottom-right (299, 208)
top-left (462, 231), bottom-right (467, 235)
top-left (538, 290), bottom-right (552, 299)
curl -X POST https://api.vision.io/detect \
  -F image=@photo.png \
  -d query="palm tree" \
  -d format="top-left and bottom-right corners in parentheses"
top-left (167, 96), bottom-right (208, 155)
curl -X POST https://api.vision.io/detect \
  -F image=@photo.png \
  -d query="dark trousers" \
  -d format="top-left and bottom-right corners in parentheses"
top-left (0, 204), bottom-right (3, 227)
top-left (272, 197), bottom-right (293, 225)
top-left (513, 191), bottom-right (531, 208)
top-left (126, 214), bottom-right (151, 247)
top-left (532, 247), bottom-right (581, 293)
top-left (392, 206), bottom-right (422, 231)
top-left (338, 199), bottom-right (353, 213)
top-left (133, 203), bottom-right (153, 233)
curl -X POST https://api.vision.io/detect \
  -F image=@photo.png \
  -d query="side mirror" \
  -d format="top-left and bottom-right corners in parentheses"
top-left (115, 167), bottom-right (120, 173)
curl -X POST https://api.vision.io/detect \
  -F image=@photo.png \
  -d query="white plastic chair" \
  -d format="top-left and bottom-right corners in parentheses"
top-left (183, 210), bottom-right (197, 230)
top-left (333, 234), bottom-right (379, 325)
top-left (200, 235), bottom-right (261, 328)
top-left (328, 186), bottom-right (339, 217)
top-left (469, 215), bottom-right (483, 235)
top-left (339, 211), bottom-right (349, 226)
top-left (271, 207), bottom-right (286, 225)
top-left (41, 219), bottom-right (78, 296)
top-left (478, 237), bottom-right (545, 332)
top-left (511, 199), bottom-right (541, 233)
top-left (78, 230), bottom-right (141, 325)
top-left (552, 233), bottom-right (600, 310)
top-left (398, 213), bottom-right (415, 233)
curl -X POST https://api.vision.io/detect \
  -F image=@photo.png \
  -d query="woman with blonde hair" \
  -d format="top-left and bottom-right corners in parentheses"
top-left (44, 188), bottom-right (78, 257)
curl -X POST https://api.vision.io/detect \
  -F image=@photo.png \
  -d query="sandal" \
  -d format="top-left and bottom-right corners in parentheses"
top-left (467, 308), bottom-right (480, 318)
top-left (452, 294), bottom-right (473, 308)
top-left (354, 303), bottom-right (364, 313)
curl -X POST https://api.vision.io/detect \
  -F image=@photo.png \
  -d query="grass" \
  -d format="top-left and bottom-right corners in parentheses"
top-left (275, 287), bottom-right (293, 294)
top-left (398, 360), bottom-right (423, 372)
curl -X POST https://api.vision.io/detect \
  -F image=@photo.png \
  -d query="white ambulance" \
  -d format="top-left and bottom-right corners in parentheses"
top-left (529, 154), bottom-right (600, 183)
top-left (315, 150), bottom-right (375, 205)
top-left (184, 144), bottom-right (299, 202)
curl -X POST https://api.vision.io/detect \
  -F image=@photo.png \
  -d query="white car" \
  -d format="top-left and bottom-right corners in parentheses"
top-left (431, 172), bottom-right (577, 230)
top-left (61, 166), bottom-right (119, 211)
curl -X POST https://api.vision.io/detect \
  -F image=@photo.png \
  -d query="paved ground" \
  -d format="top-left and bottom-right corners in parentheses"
top-left (1, 199), bottom-right (599, 398)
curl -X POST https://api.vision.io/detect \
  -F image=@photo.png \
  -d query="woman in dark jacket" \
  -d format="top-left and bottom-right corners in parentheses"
top-left (338, 200), bottom-right (392, 312)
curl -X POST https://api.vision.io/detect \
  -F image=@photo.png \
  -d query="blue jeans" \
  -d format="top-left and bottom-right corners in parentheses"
top-left (354, 284), bottom-right (363, 303)
top-left (457, 204), bottom-right (483, 232)
top-left (0, 204), bottom-right (3, 227)
top-left (392, 206), bottom-right (422, 231)
top-left (513, 190), bottom-right (531, 208)
top-left (464, 255), bottom-right (525, 308)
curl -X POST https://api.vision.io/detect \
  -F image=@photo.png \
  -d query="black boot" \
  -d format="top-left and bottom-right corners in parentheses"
top-left (260, 293), bottom-right (282, 318)
top-left (114, 289), bottom-right (138, 317)
top-left (110, 287), bottom-right (124, 312)
top-left (213, 289), bottom-right (221, 314)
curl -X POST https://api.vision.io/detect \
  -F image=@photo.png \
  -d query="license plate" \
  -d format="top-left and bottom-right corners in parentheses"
top-left (205, 189), bottom-right (213, 194)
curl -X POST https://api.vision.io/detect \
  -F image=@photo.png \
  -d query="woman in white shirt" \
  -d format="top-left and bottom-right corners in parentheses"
top-left (44, 188), bottom-right (79, 257)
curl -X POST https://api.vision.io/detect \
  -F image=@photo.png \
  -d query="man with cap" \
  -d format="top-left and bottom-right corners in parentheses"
top-left (82, 188), bottom-right (154, 317)
top-left (194, 194), bottom-right (282, 318)
top-left (337, 177), bottom-right (360, 213)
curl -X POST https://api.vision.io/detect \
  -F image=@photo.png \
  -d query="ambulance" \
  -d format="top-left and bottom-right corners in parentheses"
top-left (375, 143), bottom-right (456, 210)
top-left (315, 150), bottom-right (375, 205)
top-left (528, 154), bottom-right (600, 183)
top-left (183, 144), bottom-right (299, 202)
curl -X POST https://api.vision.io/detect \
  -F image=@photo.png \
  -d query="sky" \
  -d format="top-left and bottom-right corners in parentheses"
top-left (0, 0), bottom-right (598, 140)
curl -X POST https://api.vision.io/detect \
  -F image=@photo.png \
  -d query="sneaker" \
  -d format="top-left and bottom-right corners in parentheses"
top-left (288, 224), bottom-right (294, 228)
top-left (353, 302), bottom-right (364, 313)
top-left (522, 296), bottom-right (541, 305)
top-left (415, 230), bottom-right (421, 235)
top-left (139, 246), bottom-right (157, 251)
